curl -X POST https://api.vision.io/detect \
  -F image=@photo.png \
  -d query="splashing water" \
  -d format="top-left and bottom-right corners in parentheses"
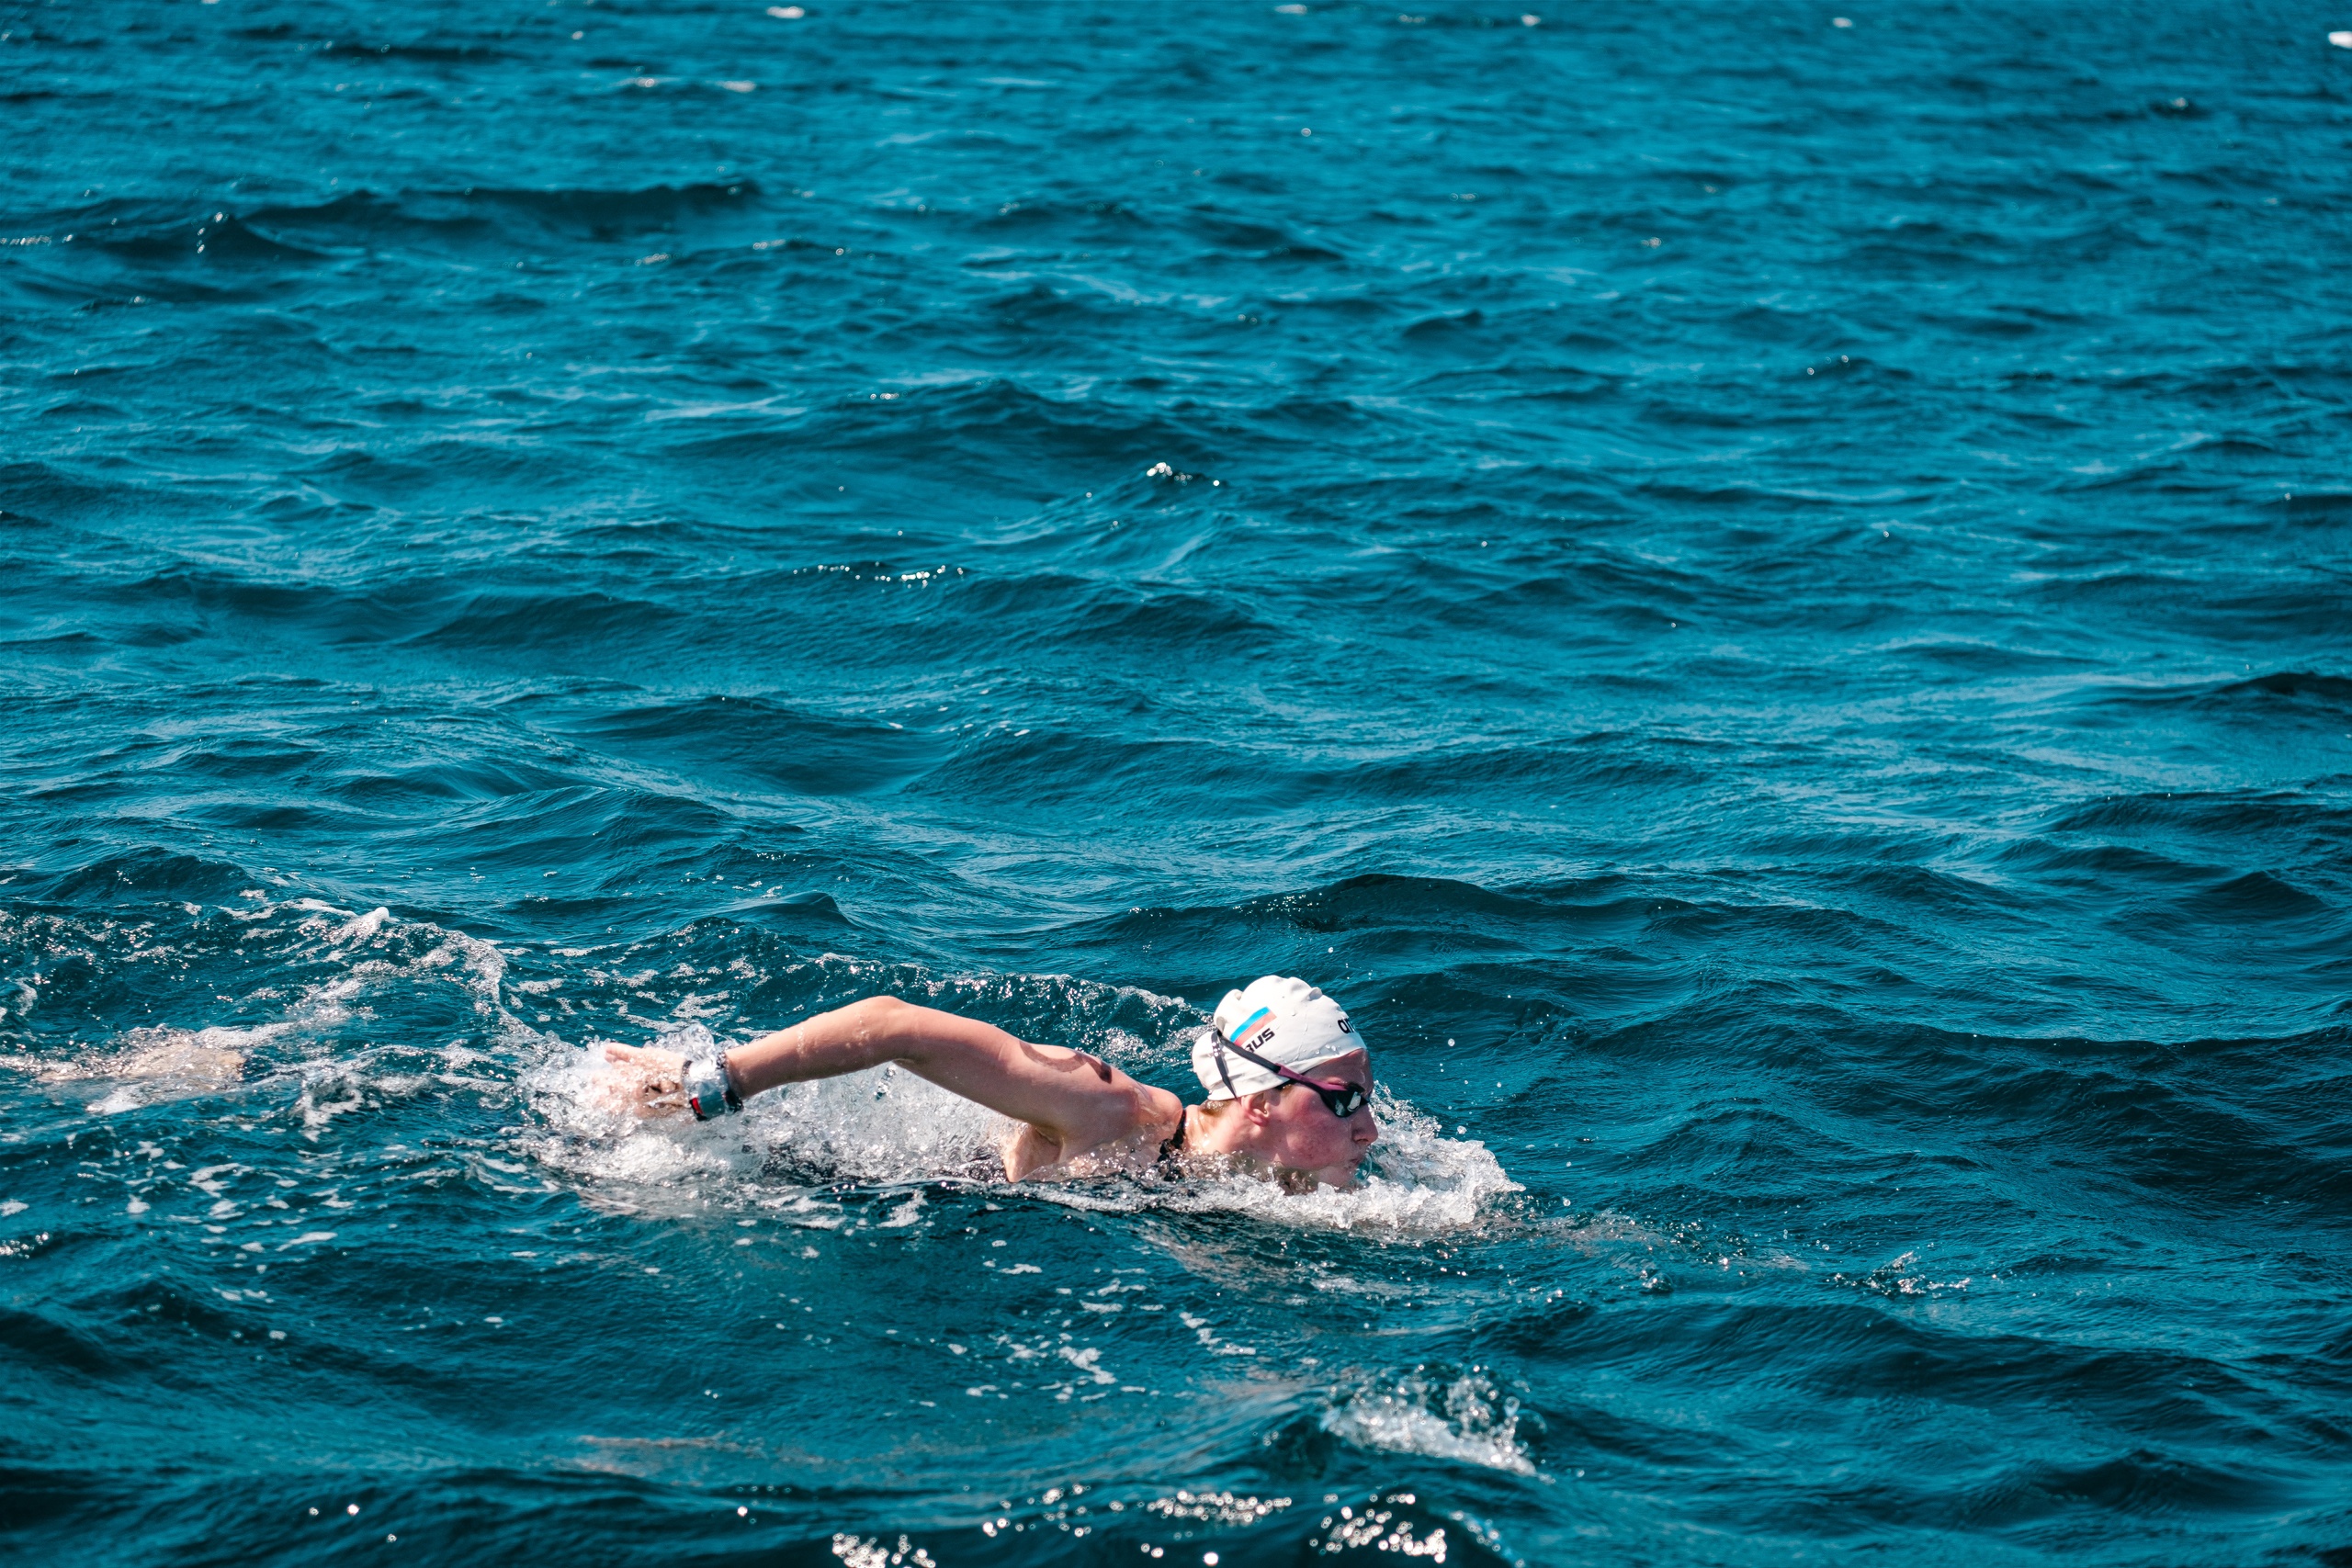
top-left (1321, 1367), bottom-right (1538, 1477)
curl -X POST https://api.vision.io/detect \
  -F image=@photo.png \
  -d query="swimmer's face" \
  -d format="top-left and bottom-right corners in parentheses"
top-left (1259, 1048), bottom-right (1380, 1188)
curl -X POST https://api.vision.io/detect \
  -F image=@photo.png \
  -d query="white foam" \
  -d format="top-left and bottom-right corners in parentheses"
top-left (1114, 1094), bottom-right (1521, 1237)
top-left (1321, 1367), bottom-right (1536, 1475)
top-left (326, 907), bottom-right (388, 946)
top-left (519, 1025), bottom-right (754, 1198)
top-left (521, 1026), bottom-right (1007, 1198)
top-left (752, 1065), bottom-right (1008, 1181)
top-left (1832, 1247), bottom-right (1974, 1299)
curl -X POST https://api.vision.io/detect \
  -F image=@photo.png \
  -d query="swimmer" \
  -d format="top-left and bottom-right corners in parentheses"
top-left (598, 975), bottom-right (1379, 1189)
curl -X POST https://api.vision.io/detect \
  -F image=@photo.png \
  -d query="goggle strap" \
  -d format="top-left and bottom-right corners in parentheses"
top-left (1215, 1035), bottom-right (1363, 1113)
top-left (1210, 1037), bottom-right (1241, 1100)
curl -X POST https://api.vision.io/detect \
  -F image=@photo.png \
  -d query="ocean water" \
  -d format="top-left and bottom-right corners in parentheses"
top-left (4, 0), bottom-right (2349, 1562)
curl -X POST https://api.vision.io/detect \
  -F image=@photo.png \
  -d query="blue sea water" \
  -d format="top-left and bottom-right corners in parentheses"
top-left (4, 0), bottom-right (2351, 1562)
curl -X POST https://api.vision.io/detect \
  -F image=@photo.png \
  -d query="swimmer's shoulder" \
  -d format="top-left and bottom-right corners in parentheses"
top-left (996, 1061), bottom-right (1183, 1182)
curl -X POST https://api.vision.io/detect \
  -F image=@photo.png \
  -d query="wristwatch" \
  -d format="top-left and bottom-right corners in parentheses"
top-left (683, 1052), bottom-right (742, 1121)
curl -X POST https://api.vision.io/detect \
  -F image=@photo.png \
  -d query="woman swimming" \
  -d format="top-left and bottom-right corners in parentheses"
top-left (598, 974), bottom-right (1380, 1189)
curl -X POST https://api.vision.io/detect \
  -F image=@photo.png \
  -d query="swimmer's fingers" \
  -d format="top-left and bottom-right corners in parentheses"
top-left (602, 1042), bottom-right (675, 1064)
top-left (594, 1043), bottom-right (691, 1118)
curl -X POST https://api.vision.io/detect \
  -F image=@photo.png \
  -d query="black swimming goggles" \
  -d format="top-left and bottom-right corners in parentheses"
top-left (1208, 1033), bottom-right (1371, 1119)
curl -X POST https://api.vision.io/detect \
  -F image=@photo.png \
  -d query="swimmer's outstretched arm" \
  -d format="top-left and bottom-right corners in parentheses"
top-left (601, 996), bottom-right (1180, 1157)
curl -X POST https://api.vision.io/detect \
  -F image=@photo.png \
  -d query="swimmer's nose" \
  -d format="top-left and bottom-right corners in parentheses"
top-left (1355, 1113), bottom-right (1380, 1145)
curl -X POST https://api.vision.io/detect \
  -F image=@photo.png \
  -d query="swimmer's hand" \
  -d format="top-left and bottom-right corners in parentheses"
top-left (597, 1042), bottom-right (692, 1119)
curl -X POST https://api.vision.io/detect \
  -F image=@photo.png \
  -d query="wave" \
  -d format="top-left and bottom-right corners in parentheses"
top-left (570, 695), bottom-right (942, 799)
top-left (2041, 789), bottom-right (2352, 842)
top-left (1990, 792), bottom-right (2351, 962)
top-left (2066, 670), bottom-right (2352, 728)
top-left (22, 846), bottom-right (255, 907)
top-left (310, 38), bottom-right (511, 64)
top-left (215, 182), bottom-right (759, 246)
top-left (950, 575), bottom-right (1274, 653)
top-left (661, 376), bottom-right (1210, 493)
top-left (407, 590), bottom-right (686, 655)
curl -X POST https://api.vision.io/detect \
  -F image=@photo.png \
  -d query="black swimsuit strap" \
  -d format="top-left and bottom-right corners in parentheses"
top-left (1156, 1104), bottom-right (1189, 1165)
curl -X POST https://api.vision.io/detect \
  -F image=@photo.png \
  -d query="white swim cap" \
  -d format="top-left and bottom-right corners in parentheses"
top-left (1192, 976), bottom-right (1361, 1100)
